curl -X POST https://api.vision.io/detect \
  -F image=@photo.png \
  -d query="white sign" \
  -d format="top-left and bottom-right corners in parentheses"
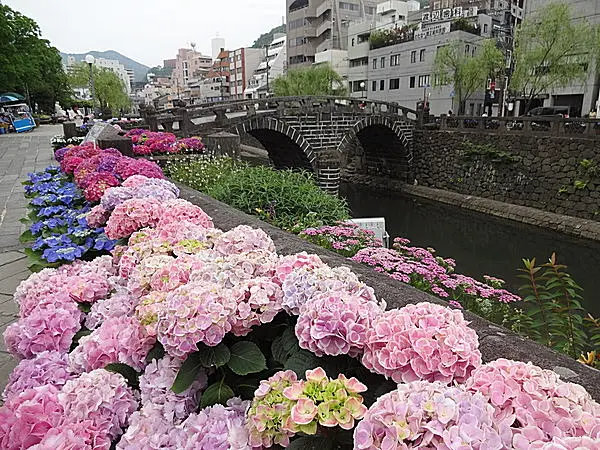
top-left (421, 6), bottom-right (478, 23)
top-left (347, 217), bottom-right (390, 248)
top-left (415, 22), bottom-right (451, 40)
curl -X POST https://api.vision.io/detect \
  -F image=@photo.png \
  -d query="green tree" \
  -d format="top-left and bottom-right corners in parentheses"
top-left (68, 63), bottom-right (131, 114)
top-left (251, 24), bottom-right (286, 49)
top-left (272, 64), bottom-right (347, 97)
top-left (510, 3), bottom-right (594, 113)
top-left (0, 5), bottom-right (70, 113)
top-left (434, 39), bottom-right (504, 115)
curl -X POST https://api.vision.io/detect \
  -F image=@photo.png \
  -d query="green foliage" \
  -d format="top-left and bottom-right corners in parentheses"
top-left (164, 156), bottom-right (243, 193)
top-left (434, 39), bottom-right (504, 115)
top-left (251, 24), bottom-right (286, 49)
top-left (228, 341), bottom-right (267, 375)
top-left (200, 381), bottom-right (235, 408)
top-left (450, 18), bottom-right (480, 35)
top-left (105, 363), bottom-right (140, 389)
top-left (272, 63), bottom-right (347, 97)
top-left (68, 62), bottom-right (131, 113)
top-left (511, 3), bottom-right (595, 113)
top-left (368, 25), bottom-right (416, 50)
top-left (206, 166), bottom-right (350, 231)
top-left (461, 140), bottom-right (520, 164)
top-left (0, 5), bottom-right (70, 112)
top-left (517, 254), bottom-right (588, 358)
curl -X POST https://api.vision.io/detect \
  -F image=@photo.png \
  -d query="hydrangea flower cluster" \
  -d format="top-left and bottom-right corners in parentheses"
top-left (353, 380), bottom-right (511, 449)
top-left (296, 290), bottom-right (384, 357)
top-left (212, 224), bottom-right (275, 255)
top-left (361, 302), bottom-right (482, 383)
top-left (466, 358), bottom-right (600, 446)
top-left (228, 277), bottom-right (284, 336)
top-left (300, 222), bottom-right (383, 257)
top-left (125, 129), bottom-right (205, 155)
top-left (248, 368), bottom-right (368, 448)
top-left (104, 197), bottom-right (165, 239)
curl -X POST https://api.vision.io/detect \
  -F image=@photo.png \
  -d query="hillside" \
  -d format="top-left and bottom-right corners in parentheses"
top-left (251, 24), bottom-right (286, 49)
top-left (60, 50), bottom-right (149, 82)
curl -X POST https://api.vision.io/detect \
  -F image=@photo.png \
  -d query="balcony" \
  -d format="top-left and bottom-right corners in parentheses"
top-left (316, 19), bottom-right (332, 38)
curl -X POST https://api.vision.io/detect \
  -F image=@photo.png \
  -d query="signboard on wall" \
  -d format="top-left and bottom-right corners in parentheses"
top-left (415, 22), bottom-right (451, 40)
top-left (347, 218), bottom-right (390, 248)
top-left (421, 6), bottom-right (478, 24)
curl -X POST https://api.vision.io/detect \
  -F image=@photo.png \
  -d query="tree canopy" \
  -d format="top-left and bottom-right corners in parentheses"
top-left (251, 24), bottom-right (286, 49)
top-left (0, 5), bottom-right (70, 113)
top-left (434, 39), bottom-right (504, 115)
top-left (510, 3), bottom-right (595, 113)
top-left (68, 63), bottom-right (131, 114)
top-left (272, 64), bottom-right (347, 97)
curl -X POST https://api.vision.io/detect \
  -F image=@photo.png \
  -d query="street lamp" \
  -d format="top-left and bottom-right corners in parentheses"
top-left (84, 54), bottom-right (96, 111)
top-left (360, 81), bottom-right (366, 99)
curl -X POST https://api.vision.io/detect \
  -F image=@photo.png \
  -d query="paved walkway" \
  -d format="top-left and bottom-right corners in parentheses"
top-left (0, 125), bottom-right (60, 398)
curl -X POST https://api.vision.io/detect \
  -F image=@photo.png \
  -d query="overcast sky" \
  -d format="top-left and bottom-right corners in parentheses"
top-left (5, 0), bottom-right (286, 67)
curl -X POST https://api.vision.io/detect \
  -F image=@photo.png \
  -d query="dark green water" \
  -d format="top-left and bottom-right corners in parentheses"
top-left (340, 183), bottom-right (600, 316)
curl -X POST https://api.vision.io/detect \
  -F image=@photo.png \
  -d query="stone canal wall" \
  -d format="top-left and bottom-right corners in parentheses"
top-left (177, 183), bottom-right (600, 401)
top-left (411, 130), bottom-right (600, 221)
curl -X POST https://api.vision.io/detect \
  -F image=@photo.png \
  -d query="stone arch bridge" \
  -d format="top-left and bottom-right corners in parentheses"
top-left (143, 96), bottom-right (417, 191)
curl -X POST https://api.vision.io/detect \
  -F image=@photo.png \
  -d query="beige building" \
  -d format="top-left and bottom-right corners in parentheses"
top-left (172, 48), bottom-right (213, 98)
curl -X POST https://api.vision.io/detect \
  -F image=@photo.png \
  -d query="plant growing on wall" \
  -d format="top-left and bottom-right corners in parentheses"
top-left (510, 3), bottom-right (596, 114)
top-left (433, 39), bottom-right (504, 115)
top-left (461, 140), bottom-right (520, 164)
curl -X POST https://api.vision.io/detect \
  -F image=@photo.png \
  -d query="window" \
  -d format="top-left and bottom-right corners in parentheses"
top-left (419, 49), bottom-right (425, 62)
top-left (372, 58), bottom-right (377, 69)
top-left (339, 1), bottom-right (359, 11)
top-left (372, 80), bottom-right (377, 92)
top-left (483, 23), bottom-right (488, 33)
top-left (380, 80), bottom-right (385, 90)
top-left (389, 78), bottom-right (400, 90)
top-left (352, 38), bottom-right (355, 46)
top-left (409, 76), bottom-right (415, 88)
top-left (390, 54), bottom-right (400, 66)
top-left (465, 44), bottom-right (470, 55)
top-left (380, 57), bottom-right (385, 68)
top-left (410, 51), bottom-right (416, 63)
top-left (418, 75), bottom-right (430, 87)
top-left (365, 6), bottom-right (376, 14)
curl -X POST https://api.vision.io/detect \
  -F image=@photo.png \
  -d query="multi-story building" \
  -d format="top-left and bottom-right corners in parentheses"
top-left (516, 0), bottom-right (600, 116)
top-left (229, 47), bottom-right (263, 100)
top-left (94, 58), bottom-right (132, 94)
top-left (286, 0), bottom-right (379, 70)
top-left (172, 48), bottom-right (213, 100)
top-left (199, 49), bottom-right (231, 103)
top-left (245, 34), bottom-right (287, 99)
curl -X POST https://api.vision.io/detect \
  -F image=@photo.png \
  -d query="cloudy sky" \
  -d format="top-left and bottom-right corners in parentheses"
top-left (4, 0), bottom-right (286, 67)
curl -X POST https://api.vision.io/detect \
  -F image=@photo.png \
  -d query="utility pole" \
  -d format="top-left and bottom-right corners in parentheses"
top-left (265, 44), bottom-right (270, 97)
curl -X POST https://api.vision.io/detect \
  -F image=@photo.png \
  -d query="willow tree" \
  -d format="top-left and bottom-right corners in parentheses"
top-left (434, 38), bottom-right (504, 115)
top-left (272, 63), bottom-right (347, 97)
top-left (68, 63), bottom-right (131, 113)
top-left (510, 3), bottom-right (594, 113)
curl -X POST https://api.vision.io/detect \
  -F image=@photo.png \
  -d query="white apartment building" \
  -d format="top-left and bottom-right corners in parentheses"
top-left (245, 34), bottom-right (287, 99)
top-left (94, 58), bottom-right (132, 94)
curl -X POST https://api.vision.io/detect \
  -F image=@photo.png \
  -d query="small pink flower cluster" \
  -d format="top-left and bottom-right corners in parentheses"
top-left (466, 358), bottom-right (600, 447)
top-left (85, 289), bottom-right (138, 329)
top-left (82, 171), bottom-right (120, 202)
top-left (274, 251), bottom-right (326, 284)
top-left (300, 222), bottom-right (383, 257)
top-left (248, 368), bottom-right (367, 448)
top-left (69, 316), bottom-right (156, 373)
top-left (104, 197), bottom-right (164, 239)
top-left (228, 277), bottom-right (284, 336)
top-left (354, 380), bottom-right (511, 449)
top-left (212, 224), bottom-right (276, 255)
top-left (157, 198), bottom-right (214, 229)
top-left (296, 290), bottom-right (384, 357)
top-left (361, 302), bottom-right (482, 383)
top-left (87, 203), bottom-right (111, 228)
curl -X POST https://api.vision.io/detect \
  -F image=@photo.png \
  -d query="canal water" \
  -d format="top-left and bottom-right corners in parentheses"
top-left (340, 183), bottom-right (600, 316)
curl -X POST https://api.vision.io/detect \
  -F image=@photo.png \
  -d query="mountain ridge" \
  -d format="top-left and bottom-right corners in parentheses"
top-left (60, 50), bottom-right (150, 82)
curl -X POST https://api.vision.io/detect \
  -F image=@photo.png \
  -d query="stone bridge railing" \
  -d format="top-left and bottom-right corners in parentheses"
top-left (144, 96), bottom-right (418, 136)
top-left (432, 115), bottom-right (600, 138)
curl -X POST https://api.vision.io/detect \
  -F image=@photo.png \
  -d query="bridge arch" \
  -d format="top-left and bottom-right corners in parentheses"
top-left (337, 116), bottom-right (413, 180)
top-left (234, 117), bottom-right (316, 172)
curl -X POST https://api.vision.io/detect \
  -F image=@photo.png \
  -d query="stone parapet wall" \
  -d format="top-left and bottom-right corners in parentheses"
top-left (412, 130), bottom-right (600, 220)
top-left (176, 183), bottom-right (600, 401)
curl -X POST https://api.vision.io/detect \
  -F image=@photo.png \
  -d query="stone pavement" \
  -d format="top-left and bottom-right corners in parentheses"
top-left (0, 125), bottom-right (60, 399)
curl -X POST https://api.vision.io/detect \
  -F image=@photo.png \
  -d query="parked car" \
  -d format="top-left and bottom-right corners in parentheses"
top-left (507, 106), bottom-right (583, 131)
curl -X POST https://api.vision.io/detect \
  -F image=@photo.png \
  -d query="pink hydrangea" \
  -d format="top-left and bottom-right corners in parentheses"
top-left (117, 405), bottom-right (183, 450)
top-left (296, 291), bottom-right (384, 358)
top-left (2, 351), bottom-right (74, 402)
top-left (58, 369), bottom-right (138, 442)
top-left (228, 277), bottom-right (284, 336)
top-left (157, 282), bottom-right (237, 358)
top-left (274, 252), bottom-right (326, 285)
top-left (465, 359), bottom-right (600, 446)
top-left (85, 290), bottom-right (139, 329)
top-left (0, 385), bottom-right (64, 450)
top-left (177, 398), bottom-right (250, 450)
top-left (127, 254), bottom-right (175, 297)
top-left (281, 265), bottom-right (376, 315)
top-left (18, 290), bottom-right (75, 318)
top-left (528, 436), bottom-right (600, 449)
top-left (122, 174), bottom-right (154, 188)
top-left (105, 197), bottom-right (164, 239)
top-left (353, 380), bottom-right (511, 449)
top-left (61, 156), bottom-right (84, 174)
top-left (28, 420), bottom-right (111, 450)
top-left (87, 204), bottom-right (111, 228)
top-left (361, 302), bottom-right (482, 384)
top-left (140, 355), bottom-right (208, 422)
top-left (4, 303), bottom-right (82, 359)
top-left (136, 291), bottom-right (169, 337)
top-left (149, 256), bottom-right (196, 292)
top-left (65, 271), bottom-right (112, 303)
top-left (115, 157), bottom-right (164, 180)
top-left (14, 269), bottom-right (75, 317)
top-left (157, 199), bottom-right (213, 229)
top-left (69, 316), bottom-right (156, 373)
top-left (83, 172), bottom-right (120, 202)
top-left (212, 225), bottom-right (275, 255)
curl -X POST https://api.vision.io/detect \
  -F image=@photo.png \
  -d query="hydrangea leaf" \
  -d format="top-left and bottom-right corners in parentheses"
top-left (200, 380), bottom-right (234, 408)
top-left (198, 342), bottom-right (231, 368)
top-left (227, 341), bottom-right (267, 376)
top-left (105, 362), bottom-right (140, 389)
top-left (171, 352), bottom-right (205, 394)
